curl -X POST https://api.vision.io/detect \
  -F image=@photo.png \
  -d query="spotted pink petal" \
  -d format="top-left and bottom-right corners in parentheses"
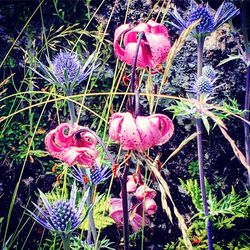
top-left (109, 198), bottom-right (123, 226)
top-left (130, 212), bottom-right (150, 232)
top-left (109, 112), bottom-right (174, 151)
top-left (114, 24), bottom-right (132, 64)
top-left (145, 32), bottom-right (171, 65)
top-left (149, 114), bottom-right (174, 145)
top-left (109, 113), bottom-right (125, 141)
top-left (134, 185), bottom-right (157, 201)
top-left (114, 20), bottom-right (171, 69)
top-left (127, 175), bottom-right (139, 193)
top-left (135, 116), bottom-right (161, 150)
top-left (45, 123), bottom-right (99, 167)
top-left (122, 41), bottom-right (153, 68)
top-left (118, 113), bottom-right (141, 150)
top-left (144, 198), bottom-right (158, 215)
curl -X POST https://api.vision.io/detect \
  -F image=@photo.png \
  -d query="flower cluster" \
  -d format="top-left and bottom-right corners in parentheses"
top-left (109, 112), bottom-right (174, 151)
top-left (71, 163), bottom-right (110, 186)
top-left (114, 20), bottom-right (171, 69)
top-left (45, 123), bottom-right (99, 167)
top-left (170, 1), bottom-right (239, 37)
top-left (193, 65), bottom-right (217, 94)
top-left (109, 175), bottom-right (157, 232)
top-left (27, 183), bottom-right (89, 234)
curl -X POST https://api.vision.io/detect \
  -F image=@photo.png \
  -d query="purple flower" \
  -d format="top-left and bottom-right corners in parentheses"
top-left (51, 51), bottom-right (95, 86)
top-left (31, 51), bottom-right (96, 90)
top-left (27, 182), bottom-right (89, 234)
top-left (170, 1), bottom-right (239, 37)
top-left (71, 163), bottom-right (110, 186)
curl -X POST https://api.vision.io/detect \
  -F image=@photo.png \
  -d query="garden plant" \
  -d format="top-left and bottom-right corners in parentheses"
top-left (0, 0), bottom-right (249, 250)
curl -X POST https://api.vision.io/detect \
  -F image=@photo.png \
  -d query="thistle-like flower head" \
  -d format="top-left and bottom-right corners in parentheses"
top-left (71, 163), bottom-right (110, 186)
top-left (170, 1), bottom-right (239, 37)
top-left (27, 183), bottom-right (90, 234)
top-left (192, 65), bottom-right (218, 94)
top-left (31, 51), bottom-right (96, 91)
top-left (187, 7), bottom-right (214, 34)
top-left (52, 52), bottom-right (83, 85)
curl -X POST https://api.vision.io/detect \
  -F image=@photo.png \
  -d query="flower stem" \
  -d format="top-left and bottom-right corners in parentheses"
top-left (66, 89), bottom-right (76, 124)
top-left (61, 233), bottom-right (71, 250)
top-left (87, 184), bottom-right (97, 244)
top-left (196, 37), bottom-right (213, 250)
top-left (130, 32), bottom-right (144, 116)
top-left (240, 1), bottom-right (250, 185)
top-left (120, 159), bottom-right (130, 250)
top-left (244, 66), bottom-right (250, 185)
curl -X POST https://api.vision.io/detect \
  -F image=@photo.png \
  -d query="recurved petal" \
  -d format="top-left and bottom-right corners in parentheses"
top-left (144, 198), bottom-right (158, 215)
top-left (119, 112), bottom-right (141, 150)
top-left (130, 213), bottom-right (150, 232)
top-left (54, 123), bottom-right (74, 147)
top-left (109, 198), bottom-right (123, 225)
top-left (127, 175), bottom-right (138, 193)
top-left (147, 20), bottom-right (169, 35)
top-left (61, 147), bottom-right (98, 167)
top-left (134, 185), bottom-right (157, 200)
top-left (149, 114), bottom-right (174, 145)
top-left (44, 132), bottom-right (63, 158)
top-left (145, 33), bottom-right (171, 65)
top-left (124, 41), bottom-right (152, 68)
top-left (135, 116), bottom-right (161, 150)
top-left (114, 24), bottom-right (132, 63)
top-left (109, 113), bottom-right (125, 141)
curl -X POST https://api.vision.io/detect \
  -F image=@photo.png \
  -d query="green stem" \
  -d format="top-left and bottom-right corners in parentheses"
top-left (196, 37), bottom-right (213, 250)
top-left (86, 185), bottom-right (97, 244)
top-left (66, 89), bottom-right (76, 124)
top-left (61, 233), bottom-right (71, 250)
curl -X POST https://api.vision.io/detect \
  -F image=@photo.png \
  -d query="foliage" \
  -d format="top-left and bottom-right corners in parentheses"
top-left (80, 193), bottom-right (114, 231)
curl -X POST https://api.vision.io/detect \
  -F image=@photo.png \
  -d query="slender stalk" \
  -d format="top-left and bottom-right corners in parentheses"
top-left (244, 66), bottom-right (250, 185)
top-left (130, 32), bottom-right (144, 116)
top-left (66, 89), bottom-right (76, 124)
top-left (196, 37), bottom-right (213, 250)
top-left (120, 161), bottom-right (130, 250)
top-left (61, 233), bottom-right (71, 250)
top-left (87, 185), bottom-right (97, 244)
top-left (240, 1), bottom-right (250, 185)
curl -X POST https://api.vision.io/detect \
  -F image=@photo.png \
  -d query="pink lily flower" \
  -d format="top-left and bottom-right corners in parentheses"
top-left (114, 20), bottom-right (171, 69)
top-left (144, 198), bottom-right (158, 215)
top-left (127, 175), bottom-right (139, 193)
top-left (109, 112), bottom-right (174, 151)
top-left (134, 185), bottom-right (157, 200)
top-left (45, 123), bottom-right (99, 167)
top-left (109, 197), bottom-right (150, 232)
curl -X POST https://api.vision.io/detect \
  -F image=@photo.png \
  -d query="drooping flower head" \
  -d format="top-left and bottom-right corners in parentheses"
top-left (109, 182), bottom-right (157, 232)
top-left (170, 1), bottom-right (239, 37)
top-left (27, 183), bottom-right (89, 234)
top-left (114, 20), bottom-right (171, 69)
top-left (109, 112), bottom-right (174, 151)
top-left (45, 123), bottom-right (99, 167)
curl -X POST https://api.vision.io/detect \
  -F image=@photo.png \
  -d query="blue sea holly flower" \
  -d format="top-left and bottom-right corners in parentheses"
top-left (31, 51), bottom-right (96, 91)
top-left (71, 163), bottom-right (110, 186)
top-left (170, 1), bottom-right (239, 37)
top-left (27, 182), bottom-right (90, 234)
